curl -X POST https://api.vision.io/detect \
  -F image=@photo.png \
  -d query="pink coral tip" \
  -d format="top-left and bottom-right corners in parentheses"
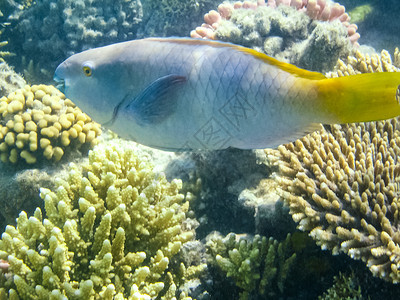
top-left (267, 0), bottom-right (276, 8)
top-left (257, 0), bottom-right (266, 6)
top-left (0, 259), bottom-right (9, 272)
top-left (276, 0), bottom-right (290, 6)
top-left (194, 26), bottom-right (216, 40)
top-left (347, 24), bottom-right (358, 36)
top-left (349, 32), bottom-right (361, 44)
top-left (317, 0), bottom-right (326, 12)
top-left (218, 3), bottom-right (234, 19)
top-left (204, 10), bottom-right (221, 25)
top-left (234, 2), bottom-right (243, 9)
top-left (330, 3), bottom-right (346, 20)
top-left (291, 0), bottom-right (303, 9)
top-left (339, 13), bottom-right (350, 23)
top-left (190, 30), bottom-right (202, 38)
top-left (319, 6), bottom-right (331, 21)
top-left (306, 0), bottom-right (320, 19)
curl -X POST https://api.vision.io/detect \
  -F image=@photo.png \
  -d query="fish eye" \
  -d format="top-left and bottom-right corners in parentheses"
top-left (82, 62), bottom-right (93, 77)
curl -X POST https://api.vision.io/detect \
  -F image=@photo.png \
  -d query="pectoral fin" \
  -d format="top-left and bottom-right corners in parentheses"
top-left (126, 74), bottom-right (187, 125)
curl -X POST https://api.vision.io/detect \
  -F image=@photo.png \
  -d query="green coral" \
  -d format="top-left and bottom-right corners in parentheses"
top-left (206, 232), bottom-right (296, 299)
top-left (347, 4), bottom-right (373, 24)
top-left (0, 142), bottom-right (202, 299)
top-left (319, 272), bottom-right (362, 300)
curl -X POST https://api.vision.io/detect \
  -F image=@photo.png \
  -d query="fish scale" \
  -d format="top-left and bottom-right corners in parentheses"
top-left (54, 37), bottom-right (400, 150)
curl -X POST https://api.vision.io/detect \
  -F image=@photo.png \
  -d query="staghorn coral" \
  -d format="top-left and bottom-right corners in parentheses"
top-left (328, 48), bottom-right (400, 77)
top-left (206, 232), bottom-right (296, 299)
top-left (0, 84), bottom-right (101, 164)
top-left (265, 72), bottom-right (400, 285)
top-left (191, 0), bottom-right (354, 72)
top-left (0, 142), bottom-right (204, 299)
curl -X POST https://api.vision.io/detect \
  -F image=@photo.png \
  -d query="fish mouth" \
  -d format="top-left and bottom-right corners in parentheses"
top-left (53, 75), bottom-right (65, 93)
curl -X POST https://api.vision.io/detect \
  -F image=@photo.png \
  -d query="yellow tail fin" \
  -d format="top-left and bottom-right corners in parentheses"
top-left (316, 72), bottom-right (400, 124)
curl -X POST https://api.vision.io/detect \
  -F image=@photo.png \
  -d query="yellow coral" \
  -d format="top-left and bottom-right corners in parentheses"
top-left (329, 49), bottom-right (400, 77)
top-left (265, 49), bottom-right (400, 283)
top-left (266, 117), bottom-right (400, 283)
top-left (206, 232), bottom-right (296, 299)
top-left (0, 84), bottom-right (101, 164)
top-left (0, 142), bottom-right (201, 299)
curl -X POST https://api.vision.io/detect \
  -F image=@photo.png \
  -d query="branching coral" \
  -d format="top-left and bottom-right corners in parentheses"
top-left (265, 102), bottom-right (400, 282)
top-left (0, 142), bottom-right (203, 299)
top-left (318, 272), bottom-right (362, 300)
top-left (328, 49), bottom-right (400, 77)
top-left (0, 84), bottom-right (101, 164)
top-left (191, 0), bottom-right (354, 72)
top-left (206, 232), bottom-right (296, 299)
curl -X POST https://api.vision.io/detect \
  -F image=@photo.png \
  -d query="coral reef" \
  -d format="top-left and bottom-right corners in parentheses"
top-left (0, 142), bottom-right (204, 299)
top-left (138, 0), bottom-right (219, 38)
top-left (328, 48), bottom-right (400, 77)
top-left (265, 95), bottom-right (400, 283)
top-left (0, 167), bottom-right (59, 232)
top-left (342, 0), bottom-right (399, 52)
top-left (318, 272), bottom-right (362, 300)
top-left (192, 0), bottom-right (359, 42)
top-left (191, 0), bottom-right (354, 72)
top-left (0, 41), bottom-right (14, 62)
top-left (0, 61), bottom-right (26, 98)
top-left (206, 232), bottom-right (296, 299)
top-left (185, 149), bottom-right (271, 239)
top-left (5, 0), bottom-right (143, 82)
top-left (0, 84), bottom-right (101, 164)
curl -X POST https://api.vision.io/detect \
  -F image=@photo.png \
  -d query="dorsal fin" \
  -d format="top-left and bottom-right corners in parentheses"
top-left (146, 37), bottom-right (326, 80)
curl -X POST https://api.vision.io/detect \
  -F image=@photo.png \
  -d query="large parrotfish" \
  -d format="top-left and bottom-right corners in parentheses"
top-left (54, 38), bottom-right (400, 151)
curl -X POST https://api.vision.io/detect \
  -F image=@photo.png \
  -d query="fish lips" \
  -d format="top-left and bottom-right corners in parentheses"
top-left (54, 64), bottom-right (67, 93)
top-left (53, 76), bottom-right (65, 93)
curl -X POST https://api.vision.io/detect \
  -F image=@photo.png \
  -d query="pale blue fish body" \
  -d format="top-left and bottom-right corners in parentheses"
top-left (54, 38), bottom-right (324, 150)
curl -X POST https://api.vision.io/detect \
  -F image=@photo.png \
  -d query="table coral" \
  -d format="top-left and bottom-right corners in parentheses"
top-left (206, 232), bottom-right (296, 299)
top-left (0, 84), bottom-right (101, 164)
top-left (191, 0), bottom-right (354, 72)
top-left (0, 142), bottom-right (203, 299)
top-left (265, 50), bottom-right (400, 282)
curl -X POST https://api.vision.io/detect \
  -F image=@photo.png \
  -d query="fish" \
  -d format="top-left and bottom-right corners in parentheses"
top-left (54, 37), bottom-right (400, 151)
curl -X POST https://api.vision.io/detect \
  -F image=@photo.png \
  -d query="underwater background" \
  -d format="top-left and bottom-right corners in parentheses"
top-left (0, 0), bottom-right (400, 299)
